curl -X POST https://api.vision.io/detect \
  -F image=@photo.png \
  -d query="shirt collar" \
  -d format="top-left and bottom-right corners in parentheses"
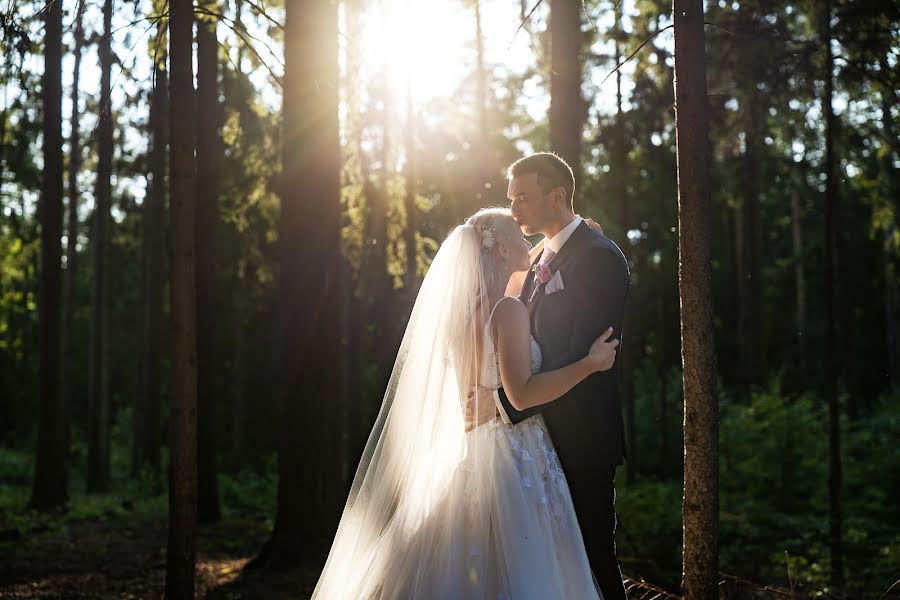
top-left (545, 216), bottom-right (583, 254)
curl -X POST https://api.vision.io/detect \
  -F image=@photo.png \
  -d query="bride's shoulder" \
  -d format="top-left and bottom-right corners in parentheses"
top-left (492, 296), bottom-right (528, 328)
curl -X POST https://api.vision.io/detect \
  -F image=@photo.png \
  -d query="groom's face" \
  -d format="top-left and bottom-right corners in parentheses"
top-left (507, 173), bottom-right (557, 237)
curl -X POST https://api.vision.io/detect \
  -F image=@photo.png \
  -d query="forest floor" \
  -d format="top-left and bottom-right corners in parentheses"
top-left (0, 503), bottom-right (326, 599)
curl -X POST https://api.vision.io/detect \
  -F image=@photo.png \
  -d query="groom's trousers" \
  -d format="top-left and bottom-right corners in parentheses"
top-left (565, 465), bottom-right (627, 600)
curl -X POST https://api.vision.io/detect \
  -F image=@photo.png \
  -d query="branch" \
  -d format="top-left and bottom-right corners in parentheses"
top-left (508, 0), bottom-right (544, 50)
top-left (600, 24), bottom-right (673, 85)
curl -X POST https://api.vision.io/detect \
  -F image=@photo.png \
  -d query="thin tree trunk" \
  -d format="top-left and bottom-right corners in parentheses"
top-left (741, 95), bottom-right (764, 386)
top-left (673, 2), bottom-right (719, 598)
top-left (88, 0), bottom-right (114, 493)
top-left (822, 0), bottom-right (843, 586)
top-left (164, 0), bottom-right (199, 592)
top-left (612, 0), bottom-right (636, 483)
top-left (32, 0), bottom-right (66, 510)
top-left (136, 18), bottom-right (167, 478)
top-left (59, 0), bottom-right (86, 471)
top-left (195, 1), bottom-right (222, 524)
top-left (790, 188), bottom-right (806, 373)
top-left (549, 0), bottom-right (584, 188)
top-left (403, 87), bottom-right (418, 292)
top-left (262, 0), bottom-right (342, 568)
top-left (473, 0), bottom-right (488, 145)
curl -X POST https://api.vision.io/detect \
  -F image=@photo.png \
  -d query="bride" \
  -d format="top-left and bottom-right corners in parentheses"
top-left (311, 207), bottom-right (617, 599)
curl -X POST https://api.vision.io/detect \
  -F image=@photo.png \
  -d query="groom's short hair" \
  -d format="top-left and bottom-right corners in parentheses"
top-left (507, 152), bottom-right (576, 209)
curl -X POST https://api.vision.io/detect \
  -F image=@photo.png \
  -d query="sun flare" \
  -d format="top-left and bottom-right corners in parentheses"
top-left (357, 0), bottom-right (476, 106)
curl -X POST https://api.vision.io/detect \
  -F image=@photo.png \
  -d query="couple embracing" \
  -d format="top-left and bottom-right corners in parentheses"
top-left (313, 152), bottom-right (630, 600)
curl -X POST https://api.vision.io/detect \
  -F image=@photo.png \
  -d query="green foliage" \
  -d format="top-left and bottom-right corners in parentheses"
top-left (619, 376), bottom-right (900, 595)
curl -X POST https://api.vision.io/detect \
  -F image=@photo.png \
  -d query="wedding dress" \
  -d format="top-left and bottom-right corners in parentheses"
top-left (311, 225), bottom-right (601, 599)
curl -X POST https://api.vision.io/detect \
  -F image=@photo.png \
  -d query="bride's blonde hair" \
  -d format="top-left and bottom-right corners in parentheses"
top-left (464, 207), bottom-right (519, 292)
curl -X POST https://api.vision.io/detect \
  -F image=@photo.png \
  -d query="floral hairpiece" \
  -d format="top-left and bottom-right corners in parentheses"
top-left (479, 226), bottom-right (495, 252)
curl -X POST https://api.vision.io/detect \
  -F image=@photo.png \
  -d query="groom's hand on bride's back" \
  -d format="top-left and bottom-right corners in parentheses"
top-left (587, 327), bottom-right (619, 372)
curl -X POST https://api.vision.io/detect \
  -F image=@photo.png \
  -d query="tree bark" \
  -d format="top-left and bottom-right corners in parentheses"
top-left (195, 1), bottom-right (222, 524)
top-left (135, 15), bottom-right (167, 478)
top-left (673, 2), bottom-right (719, 598)
top-left (59, 0), bottom-right (86, 474)
top-left (790, 188), bottom-right (806, 374)
top-left (549, 0), bottom-right (584, 189)
top-left (822, 0), bottom-right (843, 587)
top-left (164, 0), bottom-right (199, 593)
top-left (263, 0), bottom-right (342, 567)
top-left (31, 0), bottom-right (66, 510)
top-left (88, 0), bottom-right (114, 493)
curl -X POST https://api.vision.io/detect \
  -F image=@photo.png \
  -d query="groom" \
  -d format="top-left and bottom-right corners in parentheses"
top-left (474, 152), bottom-right (630, 600)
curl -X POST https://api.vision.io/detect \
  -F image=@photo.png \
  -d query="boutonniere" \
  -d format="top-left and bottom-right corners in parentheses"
top-left (532, 263), bottom-right (552, 285)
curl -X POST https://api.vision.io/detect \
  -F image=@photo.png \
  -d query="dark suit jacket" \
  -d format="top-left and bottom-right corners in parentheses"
top-left (498, 221), bottom-right (630, 470)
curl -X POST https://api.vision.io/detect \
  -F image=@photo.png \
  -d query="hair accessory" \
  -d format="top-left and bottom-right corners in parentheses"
top-left (479, 226), bottom-right (495, 252)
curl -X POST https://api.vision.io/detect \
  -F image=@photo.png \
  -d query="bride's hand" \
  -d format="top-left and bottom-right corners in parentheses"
top-left (464, 385), bottom-right (500, 431)
top-left (587, 327), bottom-right (619, 372)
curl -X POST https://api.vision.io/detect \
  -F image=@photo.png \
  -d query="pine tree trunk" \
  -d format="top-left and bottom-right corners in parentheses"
top-left (404, 89), bottom-right (418, 292)
top-left (136, 19), bottom-right (167, 478)
top-left (549, 0), bottom-right (584, 188)
top-left (673, 2), bottom-right (719, 598)
top-left (164, 0), bottom-right (199, 593)
top-left (790, 189), bottom-right (806, 373)
top-left (264, 0), bottom-right (342, 567)
top-left (612, 1), bottom-right (636, 483)
top-left (88, 0), bottom-right (114, 493)
top-left (32, 0), bottom-right (66, 510)
top-left (822, 0), bottom-right (843, 587)
top-left (195, 2), bottom-right (222, 524)
top-left (59, 0), bottom-right (86, 473)
top-left (740, 90), bottom-right (764, 386)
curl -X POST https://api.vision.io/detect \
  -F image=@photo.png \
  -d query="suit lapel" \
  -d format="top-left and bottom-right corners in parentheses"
top-left (527, 222), bottom-right (591, 311)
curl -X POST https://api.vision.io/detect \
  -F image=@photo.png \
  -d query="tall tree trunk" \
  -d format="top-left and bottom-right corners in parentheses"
top-left (740, 89), bottom-right (764, 387)
top-left (403, 87), bottom-right (418, 292)
top-left (612, 0), bottom-right (636, 483)
top-left (822, 0), bottom-right (843, 587)
top-left (88, 0), bottom-right (114, 493)
top-left (31, 0), bottom-right (66, 510)
top-left (262, 0), bottom-right (342, 568)
top-left (164, 0), bottom-right (199, 593)
top-left (673, 2), bottom-right (719, 598)
top-left (135, 16), bottom-right (167, 478)
top-left (59, 0), bottom-right (86, 471)
top-left (195, 1), bottom-right (222, 524)
top-left (473, 0), bottom-right (488, 145)
top-left (790, 188), bottom-right (806, 374)
top-left (549, 0), bottom-right (584, 188)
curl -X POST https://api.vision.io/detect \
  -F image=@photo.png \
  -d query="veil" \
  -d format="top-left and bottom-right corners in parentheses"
top-left (312, 222), bottom-right (502, 598)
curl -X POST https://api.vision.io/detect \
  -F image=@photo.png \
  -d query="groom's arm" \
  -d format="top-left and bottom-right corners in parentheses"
top-left (496, 244), bottom-right (628, 423)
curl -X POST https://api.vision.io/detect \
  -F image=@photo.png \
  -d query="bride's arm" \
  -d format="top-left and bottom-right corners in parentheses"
top-left (505, 238), bottom-right (545, 298)
top-left (492, 299), bottom-right (617, 412)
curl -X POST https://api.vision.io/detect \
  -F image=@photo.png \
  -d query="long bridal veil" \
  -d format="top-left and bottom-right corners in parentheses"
top-left (311, 222), bottom-right (502, 599)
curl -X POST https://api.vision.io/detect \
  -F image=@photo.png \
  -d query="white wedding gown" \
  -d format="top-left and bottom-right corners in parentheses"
top-left (344, 300), bottom-right (601, 599)
top-left (312, 225), bottom-right (601, 600)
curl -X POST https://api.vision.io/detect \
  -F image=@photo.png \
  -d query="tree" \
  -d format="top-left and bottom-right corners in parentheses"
top-left (549, 0), bottom-right (585, 189)
top-left (822, 0), bottom-right (843, 586)
top-left (164, 0), bottom-right (199, 593)
top-left (31, 0), bottom-right (66, 510)
top-left (87, 0), bottom-right (114, 493)
top-left (59, 0), bottom-right (86, 468)
top-left (135, 5), bottom-right (167, 477)
top-left (195, 0), bottom-right (222, 524)
top-left (672, 1), bottom-right (719, 598)
top-left (259, 0), bottom-right (342, 567)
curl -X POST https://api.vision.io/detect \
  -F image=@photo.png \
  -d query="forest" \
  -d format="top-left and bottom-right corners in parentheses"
top-left (1, 0), bottom-right (899, 597)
